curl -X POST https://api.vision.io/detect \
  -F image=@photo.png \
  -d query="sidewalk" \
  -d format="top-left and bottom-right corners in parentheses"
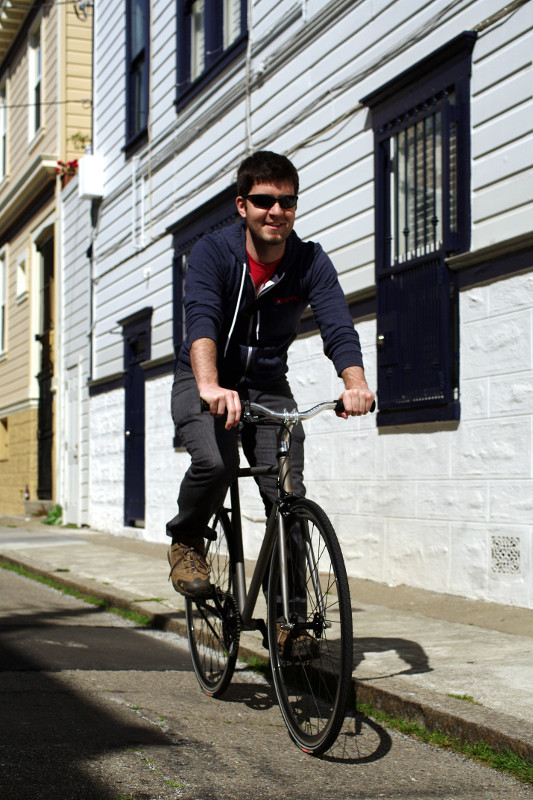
top-left (1, 514), bottom-right (532, 762)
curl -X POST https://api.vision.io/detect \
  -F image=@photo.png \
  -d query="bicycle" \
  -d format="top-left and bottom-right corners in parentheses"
top-left (185, 398), bottom-right (373, 755)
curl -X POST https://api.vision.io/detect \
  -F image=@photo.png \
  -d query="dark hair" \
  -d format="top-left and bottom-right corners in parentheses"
top-left (236, 151), bottom-right (299, 196)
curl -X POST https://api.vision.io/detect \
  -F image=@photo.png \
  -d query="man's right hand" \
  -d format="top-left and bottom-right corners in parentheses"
top-left (199, 383), bottom-right (242, 429)
top-left (190, 338), bottom-right (242, 429)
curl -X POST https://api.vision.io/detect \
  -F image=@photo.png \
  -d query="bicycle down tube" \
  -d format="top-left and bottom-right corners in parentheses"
top-left (228, 400), bottom-right (329, 633)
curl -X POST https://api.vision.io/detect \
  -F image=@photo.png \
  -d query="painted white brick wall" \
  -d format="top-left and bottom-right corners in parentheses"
top-left (89, 390), bottom-right (126, 534)
top-left (145, 374), bottom-right (190, 542)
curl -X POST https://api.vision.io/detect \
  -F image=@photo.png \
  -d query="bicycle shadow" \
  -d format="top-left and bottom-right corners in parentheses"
top-left (220, 673), bottom-right (393, 764)
top-left (354, 636), bottom-right (433, 678)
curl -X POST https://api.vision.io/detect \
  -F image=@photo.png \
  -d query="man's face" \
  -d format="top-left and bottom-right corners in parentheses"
top-left (236, 180), bottom-right (297, 255)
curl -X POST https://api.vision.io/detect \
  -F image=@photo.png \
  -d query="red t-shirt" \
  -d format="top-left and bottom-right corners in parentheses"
top-left (247, 251), bottom-right (282, 293)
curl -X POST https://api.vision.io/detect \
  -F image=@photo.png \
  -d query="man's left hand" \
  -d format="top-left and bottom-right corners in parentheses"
top-left (337, 367), bottom-right (375, 417)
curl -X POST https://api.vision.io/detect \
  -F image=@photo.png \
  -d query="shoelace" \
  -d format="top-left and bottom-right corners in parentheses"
top-left (169, 546), bottom-right (209, 578)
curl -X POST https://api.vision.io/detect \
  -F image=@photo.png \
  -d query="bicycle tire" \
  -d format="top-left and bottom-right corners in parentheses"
top-left (185, 509), bottom-right (240, 697)
top-left (267, 498), bottom-right (353, 755)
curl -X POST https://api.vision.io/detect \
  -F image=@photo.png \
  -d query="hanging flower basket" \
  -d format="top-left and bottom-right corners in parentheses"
top-left (56, 159), bottom-right (79, 188)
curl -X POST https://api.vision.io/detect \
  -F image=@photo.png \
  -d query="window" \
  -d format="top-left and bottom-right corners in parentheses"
top-left (0, 83), bottom-right (6, 180)
top-left (171, 185), bottom-right (239, 359)
top-left (125, 0), bottom-right (150, 153)
top-left (29, 23), bottom-right (42, 139)
top-left (16, 255), bottom-right (27, 300)
top-left (362, 32), bottom-right (476, 426)
top-left (0, 252), bottom-right (6, 354)
top-left (176, 0), bottom-right (247, 108)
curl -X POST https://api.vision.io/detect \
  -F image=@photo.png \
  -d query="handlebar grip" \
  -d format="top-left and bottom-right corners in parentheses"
top-left (335, 398), bottom-right (376, 414)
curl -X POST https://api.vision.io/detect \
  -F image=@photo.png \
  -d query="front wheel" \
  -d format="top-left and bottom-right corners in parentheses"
top-left (267, 498), bottom-right (353, 755)
top-left (185, 509), bottom-right (240, 697)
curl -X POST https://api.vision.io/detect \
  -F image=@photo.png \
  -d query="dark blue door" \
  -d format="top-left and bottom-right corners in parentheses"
top-left (123, 313), bottom-right (151, 526)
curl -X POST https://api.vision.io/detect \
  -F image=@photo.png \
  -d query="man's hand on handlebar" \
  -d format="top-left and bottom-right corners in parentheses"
top-left (336, 387), bottom-right (375, 418)
top-left (337, 366), bottom-right (375, 418)
top-left (198, 383), bottom-right (242, 429)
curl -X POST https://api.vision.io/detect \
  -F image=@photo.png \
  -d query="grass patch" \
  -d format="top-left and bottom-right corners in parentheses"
top-left (0, 560), bottom-right (152, 626)
top-left (133, 597), bottom-right (165, 603)
top-left (356, 700), bottom-right (533, 785)
top-left (447, 693), bottom-right (482, 705)
top-left (241, 653), bottom-right (272, 678)
top-left (42, 504), bottom-right (63, 526)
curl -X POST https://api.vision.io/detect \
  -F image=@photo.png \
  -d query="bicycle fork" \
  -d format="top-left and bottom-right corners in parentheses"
top-left (276, 422), bottom-right (329, 632)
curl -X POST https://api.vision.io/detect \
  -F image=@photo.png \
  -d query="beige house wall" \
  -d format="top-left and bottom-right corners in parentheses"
top-left (64, 9), bottom-right (93, 160)
top-left (0, 1), bottom-right (92, 514)
top-left (1, 5), bottom-right (59, 184)
top-left (0, 406), bottom-right (38, 515)
top-left (0, 199), bottom-right (56, 411)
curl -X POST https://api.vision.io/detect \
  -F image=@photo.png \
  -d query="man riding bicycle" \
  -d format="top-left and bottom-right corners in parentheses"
top-left (167, 150), bottom-right (374, 598)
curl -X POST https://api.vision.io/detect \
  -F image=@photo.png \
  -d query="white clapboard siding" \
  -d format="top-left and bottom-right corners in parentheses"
top-left (89, 0), bottom-right (533, 383)
top-left (470, 8), bottom-right (533, 249)
top-left (60, 177), bottom-right (92, 525)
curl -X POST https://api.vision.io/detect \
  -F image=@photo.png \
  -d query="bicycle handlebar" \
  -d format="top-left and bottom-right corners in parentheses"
top-left (200, 398), bottom-right (375, 422)
top-left (245, 398), bottom-right (375, 424)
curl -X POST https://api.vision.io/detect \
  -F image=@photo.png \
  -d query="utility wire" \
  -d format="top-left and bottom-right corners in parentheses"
top-left (1, 98), bottom-right (91, 108)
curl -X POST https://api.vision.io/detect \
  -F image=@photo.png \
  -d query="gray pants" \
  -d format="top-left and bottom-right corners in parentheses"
top-left (167, 370), bottom-right (305, 542)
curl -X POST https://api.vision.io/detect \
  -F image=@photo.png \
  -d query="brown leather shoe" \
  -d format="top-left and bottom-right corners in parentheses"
top-left (168, 538), bottom-right (210, 598)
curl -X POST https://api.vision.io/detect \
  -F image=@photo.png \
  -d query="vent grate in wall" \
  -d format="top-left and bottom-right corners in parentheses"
top-left (491, 535), bottom-right (521, 574)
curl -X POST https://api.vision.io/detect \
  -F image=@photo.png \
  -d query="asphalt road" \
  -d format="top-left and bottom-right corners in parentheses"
top-left (1, 568), bottom-right (532, 800)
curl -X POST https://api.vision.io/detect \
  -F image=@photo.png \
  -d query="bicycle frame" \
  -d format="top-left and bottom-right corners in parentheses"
top-left (222, 406), bottom-right (324, 635)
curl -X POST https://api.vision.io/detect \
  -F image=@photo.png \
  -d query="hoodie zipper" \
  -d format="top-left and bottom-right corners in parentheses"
top-left (241, 271), bottom-right (256, 379)
top-left (239, 264), bottom-right (287, 380)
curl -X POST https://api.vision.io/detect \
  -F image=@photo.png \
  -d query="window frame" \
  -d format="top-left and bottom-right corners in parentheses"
top-left (169, 185), bottom-right (239, 445)
top-left (175, 0), bottom-right (247, 111)
top-left (362, 32), bottom-right (476, 427)
top-left (0, 251), bottom-right (7, 355)
top-left (28, 20), bottom-right (42, 141)
top-left (125, 0), bottom-right (150, 157)
top-left (0, 81), bottom-right (6, 181)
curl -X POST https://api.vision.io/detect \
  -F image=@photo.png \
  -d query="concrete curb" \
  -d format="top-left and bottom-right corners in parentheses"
top-left (2, 551), bottom-right (532, 765)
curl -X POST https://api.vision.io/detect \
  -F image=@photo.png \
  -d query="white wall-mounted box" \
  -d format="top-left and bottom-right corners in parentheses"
top-left (78, 154), bottom-right (105, 200)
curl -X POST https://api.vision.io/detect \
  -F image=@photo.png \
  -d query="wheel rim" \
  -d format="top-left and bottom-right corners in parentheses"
top-left (268, 502), bottom-right (352, 753)
top-left (186, 512), bottom-right (239, 696)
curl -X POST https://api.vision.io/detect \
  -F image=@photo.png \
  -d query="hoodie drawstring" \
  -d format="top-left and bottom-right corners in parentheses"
top-left (224, 261), bottom-right (247, 358)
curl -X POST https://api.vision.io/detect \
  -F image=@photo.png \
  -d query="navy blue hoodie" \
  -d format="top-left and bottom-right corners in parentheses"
top-left (177, 220), bottom-right (363, 387)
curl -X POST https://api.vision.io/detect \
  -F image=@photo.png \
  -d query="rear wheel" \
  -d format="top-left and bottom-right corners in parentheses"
top-left (267, 498), bottom-right (353, 755)
top-left (185, 509), bottom-right (240, 697)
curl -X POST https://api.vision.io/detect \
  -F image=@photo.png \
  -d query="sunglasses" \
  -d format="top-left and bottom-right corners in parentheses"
top-left (242, 193), bottom-right (298, 209)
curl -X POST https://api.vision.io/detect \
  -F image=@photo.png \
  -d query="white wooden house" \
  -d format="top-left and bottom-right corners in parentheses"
top-left (66, 0), bottom-right (533, 608)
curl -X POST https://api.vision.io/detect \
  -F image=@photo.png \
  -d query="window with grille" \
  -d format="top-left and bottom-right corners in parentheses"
top-left (362, 32), bottom-right (476, 426)
top-left (176, 0), bottom-right (247, 109)
top-left (125, 0), bottom-right (150, 155)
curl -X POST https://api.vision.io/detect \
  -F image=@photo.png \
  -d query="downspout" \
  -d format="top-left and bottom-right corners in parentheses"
top-left (244, 0), bottom-right (253, 155)
top-left (88, 0), bottom-right (96, 381)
